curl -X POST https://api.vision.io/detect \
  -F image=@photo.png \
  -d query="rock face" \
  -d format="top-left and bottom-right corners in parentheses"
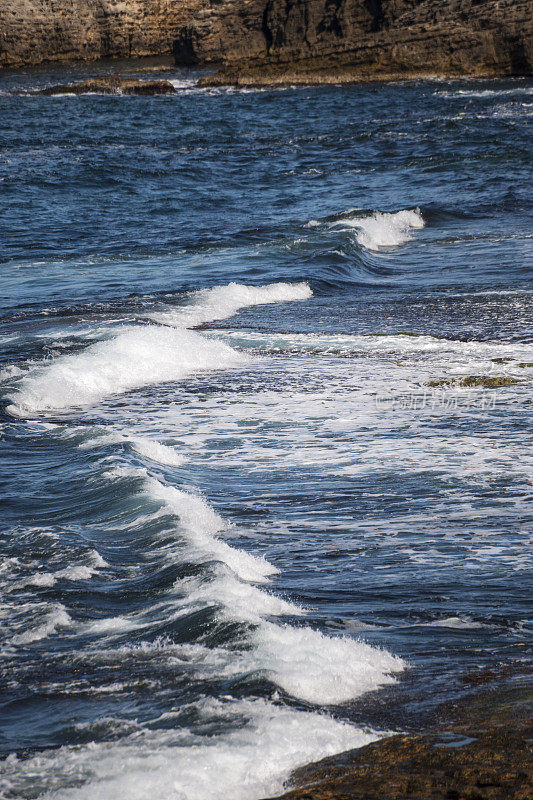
top-left (1, 1), bottom-right (531, 79)
top-left (0, 0), bottom-right (203, 69)
top-left (174, 0), bottom-right (533, 85)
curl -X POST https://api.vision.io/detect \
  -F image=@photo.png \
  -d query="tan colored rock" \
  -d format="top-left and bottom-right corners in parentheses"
top-left (1, 0), bottom-right (531, 81)
top-left (175, 0), bottom-right (533, 85)
top-left (0, 0), bottom-right (205, 69)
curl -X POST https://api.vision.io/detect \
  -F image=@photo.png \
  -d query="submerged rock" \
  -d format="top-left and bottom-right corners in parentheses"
top-left (428, 376), bottom-right (521, 388)
top-left (36, 76), bottom-right (176, 96)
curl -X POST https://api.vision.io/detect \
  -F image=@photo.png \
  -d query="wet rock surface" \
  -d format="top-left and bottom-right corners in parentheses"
top-left (427, 376), bottom-right (523, 388)
top-left (34, 75), bottom-right (176, 95)
top-left (265, 679), bottom-right (532, 800)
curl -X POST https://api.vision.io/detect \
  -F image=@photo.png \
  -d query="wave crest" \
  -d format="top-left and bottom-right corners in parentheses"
top-left (331, 208), bottom-right (424, 251)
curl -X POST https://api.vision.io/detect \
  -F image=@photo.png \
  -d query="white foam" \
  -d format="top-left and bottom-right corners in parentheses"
top-left (10, 605), bottom-right (72, 645)
top-left (118, 471), bottom-right (404, 702)
top-left (86, 616), bottom-right (140, 635)
top-left (22, 572), bottom-right (56, 588)
top-left (81, 430), bottom-right (186, 466)
top-left (0, 364), bottom-right (24, 382)
top-left (15, 564), bottom-right (98, 589)
top-left (131, 437), bottom-right (186, 466)
top-left (251, 622), bottom-right (404, 704)
top-left (168, 78), bottom-right (199, 90)
top-left (436, 87), bottom-right (533, 99)
top-left (6, 282), bottom-right (312, 416)
top-left (213, 329), bottom-right (533, 362)
top-left (94, 467), bottom-right (405, 704)
top-left (89, 549), bottom-right (109, 568)
top-left (415, 616), bottom-right (485, 630)
top-left (176, 569), bottom-right (303, 621)
top-left (150, 281), bottom-right (313, 328)
top-left (0, 698), bottom-right (381, 800)
top-left (331, 208), bottom-right (424, 250)
top-left (55, 565), bottom-right (95, 581)
top-left (6, 326), bottom-right (247, 415)
top-left (144, 477), bottom-right (277, 584)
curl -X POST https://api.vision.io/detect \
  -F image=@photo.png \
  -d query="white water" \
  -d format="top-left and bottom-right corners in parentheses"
top-left (1, 280), bottom-right (410, 799)
top-left (331, 208), bottom-right (425, 250)
top-left (150, 281), bottom-right (312, 328)
top-left (6, 327), bottom-right (247, 415)
top-left (86, 466), bottom-right (405, 707)
top-left (9, 604), bottom-right (72, 645)
top-left (6, 281), bottom-right (312, 415)
top-left (80, 430), bottom-right (187, 466)
top-left (0, 451), bottom-right (404, 796)
top-left (141, 471), bottom-right (404, 702)
top-left (0, 699), bottom-right (380, 800)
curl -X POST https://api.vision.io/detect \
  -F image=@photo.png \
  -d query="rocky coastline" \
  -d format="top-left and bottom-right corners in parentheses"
top-left (266, 674), bottom-right (532, 800)
top-left (0, 0), bottom-right (203, 70)
top-left (187, 0), bottom-right (533, 88)
top-left (1, 1), bottom-right (531, 86)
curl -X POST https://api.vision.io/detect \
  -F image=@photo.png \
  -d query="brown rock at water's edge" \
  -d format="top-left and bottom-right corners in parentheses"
top-left (35, 75), bottom-right (176, 95)
top-left (264, 683), bottom-right (533, 800)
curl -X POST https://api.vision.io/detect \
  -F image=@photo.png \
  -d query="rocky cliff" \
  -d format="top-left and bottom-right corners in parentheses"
top-left (174, 0), bottom-right (533, 85)
top-left (0, 0), bottom-right (202, 69)
top-left (1, 0), bottom-right (531, 81)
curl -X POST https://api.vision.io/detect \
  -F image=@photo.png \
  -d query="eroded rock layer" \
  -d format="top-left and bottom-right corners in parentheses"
top-left (0, 0), bottom-right (202, 69)
top-left (1, 2), bottom-right (531, 82)
top-left (175, 0), bottom-right (533, 84)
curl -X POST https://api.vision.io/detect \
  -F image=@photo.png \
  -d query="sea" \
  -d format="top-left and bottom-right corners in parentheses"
top-left (0, 60), bottom-right (531, 800)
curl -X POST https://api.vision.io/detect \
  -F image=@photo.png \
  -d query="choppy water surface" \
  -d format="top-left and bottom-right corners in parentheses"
top-left (0, 61), bottom-right (532, 800)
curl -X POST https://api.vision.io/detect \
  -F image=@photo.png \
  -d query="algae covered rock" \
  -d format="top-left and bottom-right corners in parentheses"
top-left (36, 76), bottom-right (176, 96)
top-left (428, 376), bottom-right (521, 388)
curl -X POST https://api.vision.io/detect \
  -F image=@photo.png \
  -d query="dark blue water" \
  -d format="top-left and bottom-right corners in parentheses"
top-left (0, 61), bottom-right (532, 800)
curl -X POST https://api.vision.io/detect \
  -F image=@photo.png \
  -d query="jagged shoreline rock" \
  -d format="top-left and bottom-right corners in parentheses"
top-left (265, 679), bottom-right (533, 800)
top-left (34, 75), bottom-right (176, 96)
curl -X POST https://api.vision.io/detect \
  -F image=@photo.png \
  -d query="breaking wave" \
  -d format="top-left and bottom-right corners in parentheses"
top-left (0, 698), bottom-right (379, 800)
top-left (330, 208), bottom-right (425, 251)
top-left (6, 281), bottom-right (312, 415)
top-left (149, 281), bottom-right (312, 328)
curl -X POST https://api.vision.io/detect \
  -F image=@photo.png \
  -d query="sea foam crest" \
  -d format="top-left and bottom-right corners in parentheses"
top-left (332, 208), bottom-right (424, 250)
top-left (7, 282), bottom-right (312, 415)
top-left (0, 698), bottom-right (379, 800)
top-left (252, 621), bottom-right (403, 705)
top-left (6, 326), bottom-right (246, 415)
top-left (9, 604), bottom-right (72, 645)
top-left (143, 476), bottom-right (278, 585)
top-left (150, 281), bottom-right (313, 328)
top-left (80, 430), bottom-right (187, 467)
top-left (115, 471), bottom-right (406, 705)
